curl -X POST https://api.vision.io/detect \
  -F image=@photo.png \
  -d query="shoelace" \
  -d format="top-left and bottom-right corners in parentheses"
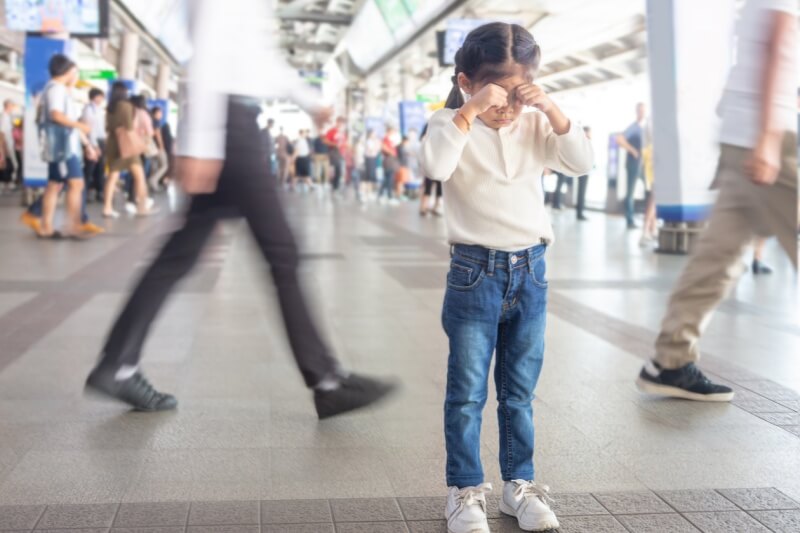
top-left (512, 480), bottom-right (555, 506)
top-left (456, 483), bottom-right (493, 513)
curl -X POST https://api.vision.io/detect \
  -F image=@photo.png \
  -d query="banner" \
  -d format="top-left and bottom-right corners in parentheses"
top-left (398, 101), bottom-right (426, 137)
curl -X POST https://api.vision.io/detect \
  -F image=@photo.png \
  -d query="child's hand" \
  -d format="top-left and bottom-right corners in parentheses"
top-left (516, 84), bottom-right (554, 113)
top-left (462, 84), bottom-right (509, 119)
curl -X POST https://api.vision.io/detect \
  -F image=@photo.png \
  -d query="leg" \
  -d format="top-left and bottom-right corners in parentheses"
top-left (654, 164), bottom-right (757, 369)
top-left (495, 254), bottom-right (547, 482)
top-left (129, 163), bottom-right (150, 214)
top-left (233, 171), bottom-right (339, 387)
top-left (103, 171), bottom-right (120, 215)
top-left (39, 181), bottom-right (61, 235)
top-left (576, 175), bottom-right (588, 219)
top-left (552, 174), bottom-right (566, 208)
top-left (99, 199), bottom-right (219, 369)
top-left (64, 178), bottom-right (85, 235)
top-left (624, 159), bottom-right (639, 226)
top-left (442, 256), bottom-right (504, 488)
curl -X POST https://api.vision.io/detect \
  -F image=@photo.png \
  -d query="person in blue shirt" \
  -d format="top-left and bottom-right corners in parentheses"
top-left (616, 102), bottom-right (647, 229)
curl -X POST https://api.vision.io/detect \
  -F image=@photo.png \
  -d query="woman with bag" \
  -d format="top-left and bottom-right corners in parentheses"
top-left (102, 83), bottom-right (154, 218)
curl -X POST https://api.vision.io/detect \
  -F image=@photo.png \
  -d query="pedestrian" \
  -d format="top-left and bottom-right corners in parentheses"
top-left (378, 126), bottom-right (398, 203)
top-left (422, 22), bottom-right (593, 533)
top-left (84, 0), bottom-right (396, 418)
top-left (147, 106), bottom-right (170, 190)
top-left (26, 55), bottom-right (97, 239)
top-left (101, 83), bottom-right (154, 218)
top-left (364, 129), bottom-right (380, 201)
top-left (293, 129), bottom-right (313, 191)
top-left (275, 127), bottom-right (291, 185)
top-left (81, 88), bottom-right (107, 203)
top-left (324, 117), bottom-right (347, 192)
top-left (616, 102), bottom-right (647, 229)
top-left (0, 99), bottom-right (18, 192)
top-left (636, 0), bottom-right (797, 402)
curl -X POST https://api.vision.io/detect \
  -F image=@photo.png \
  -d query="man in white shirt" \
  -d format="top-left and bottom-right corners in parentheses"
top-left (85, 0), bottom-right (396, 417)
top-left (0, 99), bottom-right (18, 191)
top-left (637, 0), bottom-right (798, 402)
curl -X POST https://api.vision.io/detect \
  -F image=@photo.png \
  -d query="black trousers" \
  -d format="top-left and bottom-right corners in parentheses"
top-left (576, 175), bottom-right (588, 218)
top-left (552, 172), bottom-right (571, 208)
top-left (99, 98), bottom-right (339, 388)
top-left (84, 140), bottom-right (106, 196)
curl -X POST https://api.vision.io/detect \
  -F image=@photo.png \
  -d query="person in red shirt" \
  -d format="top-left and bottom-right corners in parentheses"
top-left (379, 126), bottom-right (399, 203)
top-left (324, 117), bottom-right (347, 192)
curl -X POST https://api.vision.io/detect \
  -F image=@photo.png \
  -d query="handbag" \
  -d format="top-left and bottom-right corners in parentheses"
top-left (116, 126), bottom-right (146, 159)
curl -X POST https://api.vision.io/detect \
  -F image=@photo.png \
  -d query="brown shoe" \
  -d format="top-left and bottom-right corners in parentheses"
top-left (19, 212), bottom-right (42, 234)
top-left (79, 222), bottom-right (105, 235)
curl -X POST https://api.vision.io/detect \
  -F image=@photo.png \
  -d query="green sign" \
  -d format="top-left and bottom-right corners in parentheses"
top-left (374, 0), bottom-right (412, 33)
top-left (416, 94), bottom-right (439, 103)
top-left (80, 69), bottom-right (117, 80)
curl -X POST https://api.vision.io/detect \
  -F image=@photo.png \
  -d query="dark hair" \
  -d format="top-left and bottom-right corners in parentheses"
top-left (151, 106), bottom-right (163, 116)
top-left (445, 22), bottom-right (541, 109)
top-left (89, 88), bottom-right (104, 101)
top-left (108, 82), bottom-right (129, 114)
top-left (130, 95), bottom-right (147, 110)
top-left (48, 54), bottom-right (77, 78)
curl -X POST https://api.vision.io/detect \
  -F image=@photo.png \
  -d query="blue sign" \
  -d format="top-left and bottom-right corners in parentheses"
top-left (364, 116), bottom-right (386, 139)
top-left (443, 19), bottom-right (487, 66)
top-left (398, 101), bottom-right (426, 137)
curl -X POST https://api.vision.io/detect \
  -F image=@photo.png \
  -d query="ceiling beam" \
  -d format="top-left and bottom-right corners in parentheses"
top-left (279, 12), bottom-right (353, 25)
top-left (537, 46), bottom-right (644, 85)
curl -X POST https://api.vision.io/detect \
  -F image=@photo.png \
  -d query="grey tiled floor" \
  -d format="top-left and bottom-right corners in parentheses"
top-left (0, 488), bottom-right (798, 532)
top-left (0, 190), bottom-right (799, 525)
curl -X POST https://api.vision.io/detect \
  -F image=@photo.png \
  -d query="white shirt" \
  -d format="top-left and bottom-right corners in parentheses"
top-left (718, 0), bottom-right (799, 148)
top-left (81, 102), bottom-right (106, 145)
top-left (295, 137), bottom-right (310, 157)
top-left (422, 109), bottom-right (593, 251)
top-left (177, 0), bottom-right (325, 160)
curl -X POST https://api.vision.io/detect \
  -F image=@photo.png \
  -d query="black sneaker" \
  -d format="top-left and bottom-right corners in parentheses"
top-left (636, 361), bottom-right (734, 402)
top-left (86, 368), bottom-right (178, 411)
top-left (315, 373), bottom-right (398, 420)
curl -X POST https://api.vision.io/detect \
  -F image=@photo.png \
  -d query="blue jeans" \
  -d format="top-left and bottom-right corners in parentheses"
top-left (624, 157), bottom-right (642, 225)
top-left (443, 243), bottom-right (549, 488)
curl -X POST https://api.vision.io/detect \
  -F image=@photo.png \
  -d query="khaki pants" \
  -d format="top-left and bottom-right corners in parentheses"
top-left (655, 133), bottom-right (798, 369)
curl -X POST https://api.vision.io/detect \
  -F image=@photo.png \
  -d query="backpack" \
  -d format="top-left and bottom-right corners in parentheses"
top-left (36, 82), bottom-right (71, 163)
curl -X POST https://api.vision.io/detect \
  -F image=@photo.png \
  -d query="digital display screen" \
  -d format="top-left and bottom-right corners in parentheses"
top-left (4, 0), bottom-right (108, 36)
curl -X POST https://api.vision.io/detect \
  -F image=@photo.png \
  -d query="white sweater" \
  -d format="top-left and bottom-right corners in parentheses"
top-left (422, 108), bottom-right (594, 251)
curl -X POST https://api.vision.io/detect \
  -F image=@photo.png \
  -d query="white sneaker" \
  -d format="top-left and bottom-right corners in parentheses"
top-left (500, 480), bottom-right (559, 531)
top-left (445, 483), bottom-right (492, 533)
top-left (125, 202), bottom-right (137, 214)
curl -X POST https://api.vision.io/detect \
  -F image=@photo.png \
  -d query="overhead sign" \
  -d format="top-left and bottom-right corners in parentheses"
top-left (80, 69), bottom-right (116, 80)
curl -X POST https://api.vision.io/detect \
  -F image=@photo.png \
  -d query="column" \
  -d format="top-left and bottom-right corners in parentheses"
top-left (646, 0), bottom-right (736, 252)
top-left (156, 64), bottom-right (171, 100)
top-left (118, 32), bottom-right (139, 80)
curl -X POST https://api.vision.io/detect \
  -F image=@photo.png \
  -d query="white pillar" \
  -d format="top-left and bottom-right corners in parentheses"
top-left (646, 0), bottom-right (736, 251)
top-left (156, 64), bottom-right (171, 99)
top-left (118, 32), bottom-right (140, 80)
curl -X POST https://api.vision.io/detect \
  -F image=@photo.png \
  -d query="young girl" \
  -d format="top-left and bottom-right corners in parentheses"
top-left (421, 23), bottom-right (593, 533)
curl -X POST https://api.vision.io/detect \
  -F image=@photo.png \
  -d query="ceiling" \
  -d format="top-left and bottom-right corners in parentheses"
top-left (276, 0), bottom-right (364, 70)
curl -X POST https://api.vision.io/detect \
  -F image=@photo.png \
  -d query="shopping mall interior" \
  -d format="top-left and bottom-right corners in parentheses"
top-left (0, 0), bottom-right (798, 532)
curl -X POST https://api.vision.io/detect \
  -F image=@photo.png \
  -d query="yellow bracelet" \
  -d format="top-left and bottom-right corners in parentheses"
top-left (456, 110), bottom-right (472, 131)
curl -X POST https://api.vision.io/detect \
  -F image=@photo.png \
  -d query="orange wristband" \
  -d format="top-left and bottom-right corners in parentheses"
top-left (456, 110), bottom-right (472, 131)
